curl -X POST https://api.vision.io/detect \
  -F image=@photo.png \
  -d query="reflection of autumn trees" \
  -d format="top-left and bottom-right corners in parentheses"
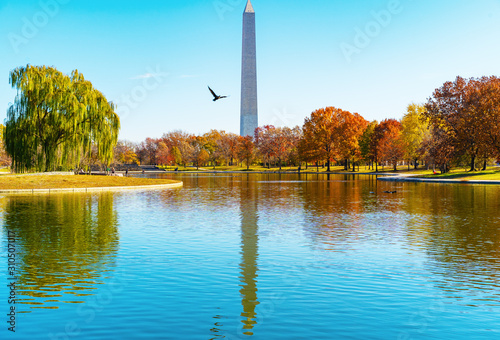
top-left (401, 184), bottom-right (500, 302)
top-left (3, 193), bottom-right (119, 308)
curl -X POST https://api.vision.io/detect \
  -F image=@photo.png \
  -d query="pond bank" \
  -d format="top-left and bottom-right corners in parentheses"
top-left (0, 174), bottom-right (183, 193)
top-left (377, 174), bottom-right (500, 185)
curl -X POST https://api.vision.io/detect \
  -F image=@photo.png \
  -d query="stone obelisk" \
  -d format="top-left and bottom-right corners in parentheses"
top-left (240, 0), bottom-right (258, 136)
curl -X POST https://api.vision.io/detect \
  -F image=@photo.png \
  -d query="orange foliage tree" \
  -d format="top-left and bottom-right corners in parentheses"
top-left (301, 107), bottom-right (367, 172)
top-left (376, 119), bottom-right (404, 171)
top-left (237, 135), bottom-right (255, 170)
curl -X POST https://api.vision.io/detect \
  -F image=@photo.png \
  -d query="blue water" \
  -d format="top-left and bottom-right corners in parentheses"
top-left (1, 174), bottom-right (500, 339)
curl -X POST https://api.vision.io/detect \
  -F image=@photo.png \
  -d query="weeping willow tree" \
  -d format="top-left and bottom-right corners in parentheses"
top-left (4, 65), bottom-right (120, 172)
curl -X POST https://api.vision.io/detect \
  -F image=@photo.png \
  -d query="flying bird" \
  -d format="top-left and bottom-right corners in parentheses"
top-left (208, 86), bottom-right (228, 102)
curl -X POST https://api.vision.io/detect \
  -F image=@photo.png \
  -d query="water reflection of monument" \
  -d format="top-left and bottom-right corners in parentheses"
top-left (2, 193), bottom-right (119, 311)
top-left (239, 174), bottom-right (260, 335)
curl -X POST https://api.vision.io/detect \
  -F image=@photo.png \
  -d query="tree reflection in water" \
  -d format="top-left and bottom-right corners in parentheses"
top-left (2, 193), bottom-right (119, 312)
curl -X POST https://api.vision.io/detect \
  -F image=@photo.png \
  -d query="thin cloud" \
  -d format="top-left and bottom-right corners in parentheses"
top-left (130, 72), bottom-right (169, 80)
top-left (179, 74), bottom-right (199, 79)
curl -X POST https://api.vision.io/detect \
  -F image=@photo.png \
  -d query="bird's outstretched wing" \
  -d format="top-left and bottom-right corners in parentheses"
top-left (219, 96), bottom-right (228, 99)
top-left (208, 86), bottom-right (217, 98)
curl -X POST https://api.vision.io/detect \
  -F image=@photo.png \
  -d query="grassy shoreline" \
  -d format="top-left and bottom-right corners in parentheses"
top-left (0, 175), bottom-right (181, 190)
top-left (158, 165), bottom-right (500, 180)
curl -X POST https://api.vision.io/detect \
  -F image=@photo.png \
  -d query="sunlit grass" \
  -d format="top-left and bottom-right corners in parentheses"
top-left (419, 168), bottom-right (500, 180)
top-left (0, 175), bottom-right (179, 190)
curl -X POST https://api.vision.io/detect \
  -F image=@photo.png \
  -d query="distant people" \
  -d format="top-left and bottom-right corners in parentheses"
top-left (175, 167), bottom-right (178, 171)
top-left (111, 167), bottom-right (115, 174)
top-left (125, 169), bottom-right (129, 176)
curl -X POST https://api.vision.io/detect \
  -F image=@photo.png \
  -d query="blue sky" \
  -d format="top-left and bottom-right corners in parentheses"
top-left (1, 0), bottom-right (500, 142)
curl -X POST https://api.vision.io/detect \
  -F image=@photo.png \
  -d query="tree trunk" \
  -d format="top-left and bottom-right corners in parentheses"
top-left (482, 159), bottom-right (487, 171)
top-left (327, 159), bottom-right (331, 172)
top-left (470, 155), bottom-right (476, 171)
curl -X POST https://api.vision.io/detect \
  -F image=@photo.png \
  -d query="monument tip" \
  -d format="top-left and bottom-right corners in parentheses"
top-left (244, 0), bottom-right (255, 13)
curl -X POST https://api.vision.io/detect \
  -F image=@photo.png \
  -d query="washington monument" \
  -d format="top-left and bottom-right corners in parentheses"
top-left (240, 0), bottom-right (258, 136)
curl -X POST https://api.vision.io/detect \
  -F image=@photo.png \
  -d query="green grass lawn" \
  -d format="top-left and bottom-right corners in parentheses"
top-left (419, 168), bottom-right (500, 180)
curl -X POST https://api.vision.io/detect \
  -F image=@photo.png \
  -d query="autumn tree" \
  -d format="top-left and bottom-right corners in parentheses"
top-left (266, 126), bottom-right (296, 170)
top-left (425, 76), bottom-right (500, 171)
top-left (376, 119), bottom-right (404, 171)
top-left (170, 146), bottom-right (182, 166)
top-left (286, 126), bottom-right (302, 167)
top-left (301, 108), bottom-right (337, 172)
top-left (203, 130), bottom-right (222, 169)
top-left (418, 126), bottom-right (455, 173)
top-left (113, 140), bottom-right (138, 165)
top-left (4, 65), bottom-right (120, 172)
top-left (254, 126), bottom-right (275, 168)
top-left (359, 121), bottom-right (377, 169)
top-left (334, 110), bottom-right (367, 171)
top-left (190, 136), bottom-right (208, 170)
top-left (217, 132), bottom-right (239, 166)
top-left (237, 135), bottom-right (255, 170)
top-left (401, 103), bottom-right (430, 169)
top-left (162, 131), bottom-right (193, 167)
top-left (156, 141), bottom-right (169, 166)
top-left (301, 107), bottom-right (366, 172)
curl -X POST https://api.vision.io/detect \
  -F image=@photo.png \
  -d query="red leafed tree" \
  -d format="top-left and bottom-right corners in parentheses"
top-left (156, 141), bottom-right (169, 166)
top-left (425, 76), bottom-right (500, 171)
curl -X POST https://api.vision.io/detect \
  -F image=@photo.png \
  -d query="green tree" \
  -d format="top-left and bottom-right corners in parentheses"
top-left (5, 65), bottom-right (120, 172)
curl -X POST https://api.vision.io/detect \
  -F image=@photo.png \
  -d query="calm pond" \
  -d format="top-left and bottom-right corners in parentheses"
top-left (1, 173), bottom-right (500, 339)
